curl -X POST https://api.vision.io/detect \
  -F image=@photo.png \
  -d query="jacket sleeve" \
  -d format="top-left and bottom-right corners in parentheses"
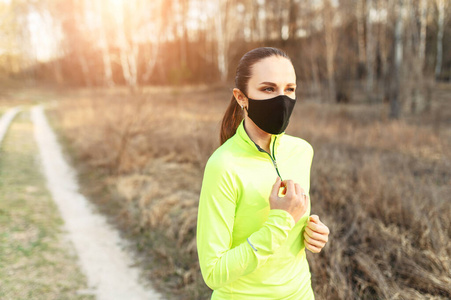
top-left (196, 156), bottom-right (295, 290)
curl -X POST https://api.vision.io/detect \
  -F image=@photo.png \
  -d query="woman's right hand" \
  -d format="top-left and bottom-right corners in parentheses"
top-left (269, 177), bottom-right (308, 223)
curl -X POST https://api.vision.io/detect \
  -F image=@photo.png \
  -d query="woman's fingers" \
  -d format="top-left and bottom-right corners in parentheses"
top-left (304, 215), bottom-right (330, 253)
top-left (294, 183), bottom-right (302, 196)
top-left (270, 179), bottom-right (309, 224)
top-left (304, 233), bottom-right (326, 249)
top-left (304, 229), bottom-right (328, 248)
top-left (281, 181), bottom-right (287, 195)
top-left (305, 226), bottom-right (329, 243)
top-left (282, 180), bottom-right (295, 198)
top-left (270, 177), bottom-right (282, 199)
top-left (305, 241), bottom-right (322, 253)
top-left (307, 216), bottom-right (330, 235)
top-left (309, 214), bottom-right (319, 223)
top-left (304, 229), bottom-right (327, 253)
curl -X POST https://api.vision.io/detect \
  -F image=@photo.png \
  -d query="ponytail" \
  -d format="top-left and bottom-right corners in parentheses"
top-left (219, 47), bottom-right (291, 145)
top-left (220, 95), bottom-right (243, 145)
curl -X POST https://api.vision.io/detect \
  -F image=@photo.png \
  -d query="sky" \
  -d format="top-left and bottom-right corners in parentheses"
top-left (28, 10), bottom-right (62, 62)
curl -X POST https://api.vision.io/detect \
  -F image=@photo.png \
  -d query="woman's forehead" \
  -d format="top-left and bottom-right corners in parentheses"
top-left (249, 56), bottom-right (296, 86)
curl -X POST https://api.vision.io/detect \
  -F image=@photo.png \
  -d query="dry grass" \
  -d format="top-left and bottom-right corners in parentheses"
top-left (0, 110), bottom-right (93, 300)
top-left (47, 84), bottom-right (451, 299)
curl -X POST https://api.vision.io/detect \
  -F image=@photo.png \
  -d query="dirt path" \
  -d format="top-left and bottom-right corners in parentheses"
top-left (0, 107), bottom-right (20, 143)
top-left (24, 104), bottom-right (164, 300)
top-left (0, 109), bottom-right (93, 299)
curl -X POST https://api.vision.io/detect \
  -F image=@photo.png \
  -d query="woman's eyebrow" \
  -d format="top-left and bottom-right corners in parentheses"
top-left (258, 81), bottom-right (297, 87)
top-left (258, 81), bottom-right (277, 86)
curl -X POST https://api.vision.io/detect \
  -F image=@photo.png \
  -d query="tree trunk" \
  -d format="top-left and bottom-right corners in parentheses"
top-left (52, 59), bottom-right (64, 85)
top-left (418, 0), bottom-right (427, 65)
top-left (215, 11), bottom-right (227, 82)
top-left (410, 0), bottom-right (428, 114)
top-left (310, 54), bottom-right (320, 98)
top-left (356, 0), bottom-right (366, 79)
top-left (390, 0), bottom-right (405, 119)
top-left (434, 0), bottom-right (445, 80)
top-left (94, 0), bottom-right (114, 87)
top-left (119, 40), bottom-right (139, 90)
top-left (99, 30), bottom-right (114, 87)
top-left (365, 0), bottom-right (375, 96)
top-left (78, 54), bottom-right (91, 87)
top-left (215, 0), bottom-right (233, 83)
top-left (377, 0), bottom-right (389, 99)
top-left (180, 0), bottom-right (188, 66)
top-left (323, 0), bottom-right (336, 102)
top-left (288, 0), bottom-right (298, 40)
top-left (117, 1), bottom-right (138, 90)
top-left (142, 0), bottom-right (163, 83)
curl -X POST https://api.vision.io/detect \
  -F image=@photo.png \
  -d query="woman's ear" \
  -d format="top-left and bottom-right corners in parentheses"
top-left (233, 88), bottom-right (247, 109)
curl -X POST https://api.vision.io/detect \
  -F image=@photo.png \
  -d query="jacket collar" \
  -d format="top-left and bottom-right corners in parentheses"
top-left (236, 119), bottom-right (284, 155)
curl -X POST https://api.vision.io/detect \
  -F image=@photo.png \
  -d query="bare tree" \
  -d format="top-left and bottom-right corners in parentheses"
top-left (408, 0), bottom-right (429, 113)
top-left (389, 0), bottom-right (405, 119)
top-left (418, 0), bottom-right (428, 67)
top-left (141, 0), bottom-right (163, 83)
top-left (322, 0), bottom-right (337, 102)
top-left (214, 0), bottom-right (239, 82)
top-left (56, 0), bottom-right (92, 86)
top-left (287, 0), bottom-right (299, 40)
top-left (116, 1), bottom-right (139, 90)
top-left (377, 0), bottom-right (391, 94)
top-left (434, 0), bottom-right (445, 80)
top-left (365, 0), bottom-right (375, 96)
top-left (93, 0), bottom-right (114, 87)
top-left (356, 0), bottom-right (366, 78)
top-left (3, 0), bottom-right (448, 94)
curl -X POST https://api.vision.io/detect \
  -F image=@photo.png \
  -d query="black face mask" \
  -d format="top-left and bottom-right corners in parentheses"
top-left (244, 94), bottom-right (296, 134)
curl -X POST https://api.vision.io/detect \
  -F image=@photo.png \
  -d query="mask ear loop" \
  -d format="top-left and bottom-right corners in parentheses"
top-left (240, 90), bottom-right (250, 112)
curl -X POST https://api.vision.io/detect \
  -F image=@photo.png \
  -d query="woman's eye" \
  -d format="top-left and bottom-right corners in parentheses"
top-left (286, 88), bottom-right (295, 92)
top-left (263, 87), bottom-right (274, 92)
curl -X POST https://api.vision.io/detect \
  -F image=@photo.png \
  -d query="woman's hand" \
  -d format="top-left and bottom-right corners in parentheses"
top-left (269, 177), bottom-right (308, 223)
top-left (304, 215), bottom-right (329, 253)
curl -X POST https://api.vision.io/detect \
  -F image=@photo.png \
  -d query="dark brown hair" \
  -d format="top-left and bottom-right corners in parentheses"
top-left (220, 47), bottom-right (291, 145)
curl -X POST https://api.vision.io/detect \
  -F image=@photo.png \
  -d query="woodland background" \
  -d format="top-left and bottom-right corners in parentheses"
top-left (1, 0), bottom-right (450, 299)
top-left (1, 0), bottom-right (450, 117)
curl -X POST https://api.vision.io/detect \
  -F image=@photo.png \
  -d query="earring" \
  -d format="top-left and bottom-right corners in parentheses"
top-left (241, 104), bottom-right (244, 110)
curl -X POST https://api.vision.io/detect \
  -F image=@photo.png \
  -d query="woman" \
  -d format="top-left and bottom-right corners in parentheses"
top-left (197, 47), bottom-right (329, 299)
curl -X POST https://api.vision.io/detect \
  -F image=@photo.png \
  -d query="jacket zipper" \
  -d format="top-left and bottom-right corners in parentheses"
top-left (253, 137), bottom-right (283, 181)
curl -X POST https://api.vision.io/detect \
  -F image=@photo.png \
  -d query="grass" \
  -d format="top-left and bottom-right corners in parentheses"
top-left (0, 110), bottom-right (94, 300)
top-left (47, 84), bottom-right (451, 299)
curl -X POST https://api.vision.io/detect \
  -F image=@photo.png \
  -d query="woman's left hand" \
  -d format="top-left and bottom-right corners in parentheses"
top-left (304, 215), bottom-right (329, 253)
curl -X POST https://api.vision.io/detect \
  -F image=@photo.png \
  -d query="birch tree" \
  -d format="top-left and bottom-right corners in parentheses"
top-left (214, 0), bottom-right (239, 82)
top-left (141, 0), bottom-right (163, 83)
top-left (93, 0), bottom-right (114, 87)
top-left (377, 0), bottom-right (390, 89)
top-left (389, 0), bottom-right (405, 119)
top-left (409, 0), bottom-right (428, 113)
top-left (57, 0), bottom-right (92, 86)
top-left (434, 0), bottom-right (445, 80)
top-left (418, 0), bottom-right (427, 67)
top-left (115, 1), bottom-right (139, 89)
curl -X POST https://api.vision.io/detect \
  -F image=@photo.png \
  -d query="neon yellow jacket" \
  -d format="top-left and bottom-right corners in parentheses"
top-left (197, 120), bottom-right (315, 299)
